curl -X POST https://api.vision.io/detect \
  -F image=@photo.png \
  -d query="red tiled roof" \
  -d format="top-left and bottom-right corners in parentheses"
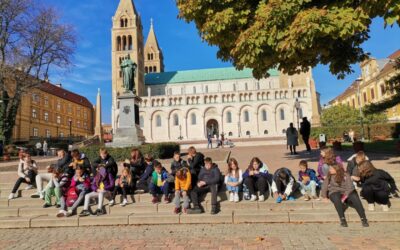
top-left (388, 49), bottom-right (400, 60)
top-left (38, 81), bottom-right (93, 109)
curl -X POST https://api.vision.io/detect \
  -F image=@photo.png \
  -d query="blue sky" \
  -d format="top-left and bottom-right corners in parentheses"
top-left (43, 0), bottom-right (400, 124)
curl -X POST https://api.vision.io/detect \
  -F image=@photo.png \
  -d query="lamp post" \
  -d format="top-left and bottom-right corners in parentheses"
top-left (178, 125), bottom-right (183, 140)
top-left (237, 121), bottom-right (241, 138)
top-left (356, 77), bottom-right (365, 141)
top-left (68, 119), bottom-right (72, 144)
top-left (294, 98), bottom-right (300, 130)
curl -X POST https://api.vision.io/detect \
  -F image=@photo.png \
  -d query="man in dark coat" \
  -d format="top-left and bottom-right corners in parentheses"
top-left (300, 117), bottom-right (311, 152)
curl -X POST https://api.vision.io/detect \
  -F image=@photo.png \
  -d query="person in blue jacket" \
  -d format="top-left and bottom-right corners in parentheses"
top-left (243, 157), bottom-right (270, 202)
top-left (298, 160), bottom-right (320, 201)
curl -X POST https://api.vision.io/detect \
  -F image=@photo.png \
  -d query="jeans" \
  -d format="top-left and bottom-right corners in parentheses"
top-left (330, 191), bottom-right (366, 220)
top-left (243, 176), bottom-right (268, 196)
top-left (11, 170), bottom-right (37, 193)
top-left (35, 173), bottom-right (52, 194)
top-left (44, 186), bottom-right (61, 205)
top-left (226, 176), bottom-right (239, 193)
top-left (174, 190), bottom-right (189, 209)
top-left (83, 191), bottom-right (110, 210)
top-left (361, 185), bottom-right (389, 205)
top-left (300, 181), bottom-right (317, 197)
top-left (191, 184), bottom-right (218, 207)
top-left (149, 182), bottom-right (169, 197)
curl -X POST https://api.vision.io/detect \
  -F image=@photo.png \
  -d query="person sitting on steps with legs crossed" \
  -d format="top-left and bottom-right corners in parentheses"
top-left (43, 167), bottom-right (70, 209)
top-left (225, 158), bottom-right (243, 203)
top-left (173, 166), bottom-right (192, 214)
top-left (110, 164), bottom-right (134, 207)
top-left (272, 167), bottom-right (301, 203)
top-left (149, 161), bottom-right (171, 204)
top-left (9, 153), bottom-right (37, 200)
top-left (242, 157), bottom-right (270, 202)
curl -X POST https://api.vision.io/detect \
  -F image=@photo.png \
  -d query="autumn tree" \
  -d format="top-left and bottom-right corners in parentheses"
top-left (176, 0), bottom-right (400, 79)
top-left (0, 0), bottom-right (76, 144)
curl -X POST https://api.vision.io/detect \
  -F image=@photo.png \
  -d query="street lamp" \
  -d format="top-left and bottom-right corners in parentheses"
top-left (68, 119), bottom-right (72, 144)
top-left (294, 98), bottom-right (300, 130)
top-left (355, 77), bottom-right (365, 141)
top-left (178, 125), bottom-right (183, 140)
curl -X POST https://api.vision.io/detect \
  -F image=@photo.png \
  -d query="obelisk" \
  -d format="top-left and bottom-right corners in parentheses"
top-left (94, 88), bottom-right (103, 141)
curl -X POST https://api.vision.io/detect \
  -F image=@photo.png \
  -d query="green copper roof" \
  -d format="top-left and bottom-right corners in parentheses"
top-left (145, 67), bottom-right (279, 85)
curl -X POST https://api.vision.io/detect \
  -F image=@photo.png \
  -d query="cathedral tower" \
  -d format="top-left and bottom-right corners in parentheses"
top-left (144, 19), bottom-right (164, 73)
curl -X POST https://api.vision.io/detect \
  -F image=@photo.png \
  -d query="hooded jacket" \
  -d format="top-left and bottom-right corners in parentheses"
top-left (91, 167), bottom-right (115, 192)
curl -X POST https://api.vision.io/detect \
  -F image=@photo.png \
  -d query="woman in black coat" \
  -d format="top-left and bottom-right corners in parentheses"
top-left (359, 161), bottom-right (398, 212)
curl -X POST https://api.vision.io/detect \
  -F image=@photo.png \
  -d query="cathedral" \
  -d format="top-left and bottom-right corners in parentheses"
top-left (111, 0), bottom-right (321, 143)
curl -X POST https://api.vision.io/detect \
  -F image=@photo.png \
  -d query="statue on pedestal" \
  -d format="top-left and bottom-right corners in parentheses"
top-left (121, 55), bottom-right (137, 94)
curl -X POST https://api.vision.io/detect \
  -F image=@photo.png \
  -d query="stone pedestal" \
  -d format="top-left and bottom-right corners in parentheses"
top-left (110, 93), bottom-right (144, 148)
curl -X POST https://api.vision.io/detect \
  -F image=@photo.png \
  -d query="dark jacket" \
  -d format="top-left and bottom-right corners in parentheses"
top-left (92, 154), bottom-right (118, 178)
top-left (198, 164), bottom-right (221, 186)
top-left (300, 120), bottom-right (311, 137)
top-left (57, 154), bottom-right (72, 176)
top-left (170, 159), bottom-right (188, 176)
top-left (361, 169), bottom-right (398, 194)
top-left (188, 152), bottom-right (205, 175)
top-left (130, 157), bottom-right (145, 179)
top-left (139, 161), bottom-right (154, 182)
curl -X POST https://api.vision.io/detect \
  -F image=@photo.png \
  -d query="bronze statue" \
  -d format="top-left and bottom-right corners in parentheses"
top-left (121, 55), bottom-right (137, 94)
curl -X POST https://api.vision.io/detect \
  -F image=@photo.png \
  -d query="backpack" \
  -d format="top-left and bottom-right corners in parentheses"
top-left (66, 187), bottom-right (78, 207)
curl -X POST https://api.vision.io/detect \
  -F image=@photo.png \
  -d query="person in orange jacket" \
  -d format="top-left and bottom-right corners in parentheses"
top-left (173, 167), bottom-right (191, 214)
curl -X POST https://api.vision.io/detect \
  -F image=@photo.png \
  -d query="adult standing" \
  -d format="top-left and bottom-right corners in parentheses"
top-left (220, 133), bottom-right (225, 148)
top-left (43, 140), bottom-right (48, 157)
top-left (286, 123), bottom-right (298, 155)
top-left (300, 117), bottom-right (311, 153)
top-left (207, 134), bottom-right (212, 149)
top-left (35, 141), bottom-right (42, 156)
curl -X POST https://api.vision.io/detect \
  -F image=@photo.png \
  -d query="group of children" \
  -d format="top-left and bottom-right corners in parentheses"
top-left (8, 146), bottom-right (399, 226)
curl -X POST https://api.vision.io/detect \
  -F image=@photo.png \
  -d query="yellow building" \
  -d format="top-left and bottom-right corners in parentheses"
top-left (12, 81), bottom-right (94, 142)
top-left (329, 50), bottom-right (400, 122)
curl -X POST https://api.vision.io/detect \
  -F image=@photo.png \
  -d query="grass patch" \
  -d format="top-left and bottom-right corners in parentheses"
top-left (339, 140), bottom-right (399, 154)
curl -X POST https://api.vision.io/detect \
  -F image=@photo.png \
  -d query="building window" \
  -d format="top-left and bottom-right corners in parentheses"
top-left (256, 82), bottom-right (260, 90)
top-left (68, 104), bottom-right (72, 113)
top-left (262, 109), bottom-right (267, 121)
top-left (371, 88), bottom-right (375, 100)
top-left (226, 111), bottom-right (232, 123)
top-left (45, 129), bottom-right (51, 138)
top-left (193, 86), bottom-right (196, 94)
top-left (44, 96), bottom-right (48, 106)
top-left (32, 109), bottom-right (37, 118)
top-left (380, 85), bottom-right (385, 96)
top-left (77, 107), bottom-right (81, 117)
top-left (352, 99), bottom-right (355, 108)
top-left (60, 132), bottom-right (64, 138)
top-left (57, 101), bottom-right (61, 111)
top-left (156, 115), bottom-right (162, 127)
top-left (280, 108), bottom-right (285, 120)
top-left (57, 115), bottom-right (61, 124)
top-left (44, 112), bottom-right (49, 121)
top-left (33, 128), bottom-right (38, 137)
top-left (363, 92), bottom-right (367, 103)
top-left (191, 113), bottom-right (197, 125)
top-left (244, 110), bottom-right (250, 122)
top-left (205, 86), bottom-right (208, 93)
top-left (140, 116), bottom-right (144, 128)
top-left (145, 67), bottom-right (148, 74)
top-left (264, 130), bottom-right (268, 135)
top-left (84, 111), bottom-right (87, 119)
top-left (173, 114), bottom-right (179, 126)
top-left (282, 129), bottom-right (286, 134)
top-left (246, 131), bottom-right (250, 136)
top-left (83, 122), bottom-right (87, 129)
top-left (228, 132), bottom-right (233, 136)
top-left (32, 93), bottom-right (39, 103)
top-left (245, 83), bottom-right (248, 91)
top-left (77, 121), bottom-right (81, 128)
top-left (153, 66), bottom-right (157, 72)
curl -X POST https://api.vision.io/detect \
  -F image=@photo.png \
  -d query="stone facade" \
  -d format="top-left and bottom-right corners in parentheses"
top-left (329, 50), bottom-right (400, 122)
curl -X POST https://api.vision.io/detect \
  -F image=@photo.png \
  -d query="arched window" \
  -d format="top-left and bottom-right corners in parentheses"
top-left (145, 67), bottom-right (148, 74)
top-left (156, 115), bottom-right (162, 127)
top-left (151, 54), bottom-right (154, 60)
top-left (120, 19), bottom-right (124, 27)
top-left (122, 36), bottom-right (127, 50)
top-left (139, 116), bottom-right (144, 128)
top-left (298, 90), bottom-right (301, 98)
top-left (264, 130), bottom-right (268, 135)
top-left (244, 110), bottom-right (250, 122)
top-left (116, 36), bottom-right (121, 51)
top-left (280, 108), bottom-right (285, 120)
top-left (282, 129), bottom-right (286, 134)
top-left (147, 54), bottom-right (151, 60)
top-left (173, 114), bottom-right (179, 126)
top-left (149, 67), bottom-right (153, 73)
top-left (153, 66), bottom-right (157, 72)
top-left (193, 86), bottom-right (196, 94)
top-left (191, 113), bottom-right (197, 125)
top-left (246, 131), bottom-right (250, 136)
top-left (124, 18), bottom-right (128, 27)
top-left (128, 35), bottom-right (132, 50)
top-left (226, 111), bottom-right (232, 123)
top-left (298, 108), bottom-right (303, 119)
top-left (262, 109), bottom-right (267, 121)
top-left (228, 132), bottom-right (233, 136)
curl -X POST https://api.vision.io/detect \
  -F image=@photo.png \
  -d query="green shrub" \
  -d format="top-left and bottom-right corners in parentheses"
top-left (80, 142), bottom-right (180, 163)
top-left (310, 123), bottom-right (400, 141)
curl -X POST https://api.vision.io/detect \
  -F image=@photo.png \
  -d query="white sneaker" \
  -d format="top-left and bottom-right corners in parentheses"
top-left (25, 185), bottom-right (33, 190)
top-left (381, 205), bottom-right (389, 212)
top-left (250, 195), bottom-right (257, 202)
top-left (234, 193), bottom-right (239, 203)
top-left (368, 203), bottom-right (375, 211)
top-left (109, 200), bottom-right (115, 206)
top-left (8, 193), bottom-right (16, 200)
top-left (229, 192), bottom-right (234, 202)
top-left (56, 210), bottom-right (67, 218)
top-left (120, 199), bottom-right (128, 207)
top-left (258, 195), bottom-right (265, 202)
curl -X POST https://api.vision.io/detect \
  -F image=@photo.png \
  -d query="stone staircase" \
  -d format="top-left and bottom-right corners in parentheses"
top-left (0, 161), bottom-right (399, 229)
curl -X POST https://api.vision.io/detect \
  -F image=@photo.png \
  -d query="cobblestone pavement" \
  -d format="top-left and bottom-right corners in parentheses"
top-left (1, 223), bottom-right (399, 250)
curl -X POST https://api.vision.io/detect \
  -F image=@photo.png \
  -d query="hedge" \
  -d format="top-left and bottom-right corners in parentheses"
top-left (310, 123), bottom-right (400, 141)
top-left (80, 142), bottom-right (180, 163)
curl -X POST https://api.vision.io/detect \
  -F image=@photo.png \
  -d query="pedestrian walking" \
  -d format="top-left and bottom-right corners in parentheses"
top-left (300, 117), bottom-right (311, 153)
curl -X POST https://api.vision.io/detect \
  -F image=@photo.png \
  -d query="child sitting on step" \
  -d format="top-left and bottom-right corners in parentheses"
top-left (298, 160), bottom-right (320, 201)
top-left (149, 161), bottom-right (170, 204)
top-left (9, 153), bottom-right (38, 200)
top-left (110, 166), bottom-right (134, 207)
top-left (272, 168), bottom-right (301, 203)
top-left (224, 158), bottom-right (243, 203)
top-left (173, 166), bottom-right (192, 214)
top-left (43, 167), bottom-right (70, 208)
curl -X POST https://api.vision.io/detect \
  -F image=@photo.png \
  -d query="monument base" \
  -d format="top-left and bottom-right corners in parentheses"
top-left (109, 92), bottom-right (145, 148)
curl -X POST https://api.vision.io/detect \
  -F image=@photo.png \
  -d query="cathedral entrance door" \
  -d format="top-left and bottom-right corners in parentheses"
top-left (206, 119), bottom-right (219, 138)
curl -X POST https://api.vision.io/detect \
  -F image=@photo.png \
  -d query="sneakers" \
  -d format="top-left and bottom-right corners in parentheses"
top-left (258, 195), bottom-right (265, 202)
top-left (8, 193), bottom-right (16, 200)
top-left (174, 207), bottom-right (181, 214)
top-left (233, 193), bottom-right (239, 203)
top-left (25, 185), bottom-right (34, 190)
top-left (152, 196), bottom-right (159, 204)
top-left (340, 217), bottom-right (348, 227)
top-left (381, 204), bottom-right (389, 212)
top-left (96, 208), bottom-right (105, 216)
top-left (287, 196), bottom-right (295, 201)
top-left (120, 199), bottom-right (128, 207)
top-left (79, 210), bottom-right (91, 217)
top-left (43, 203), bottom-right (52, 208)
top-left (56, 210), bottom-right (67, 218)
top-left (187, 207), bottom-right (202, 214)
top-left (368, 203), bottom-right (375, 211)
top-left (164, 196), bottom-right (170, 204)
top-left (109, 200), bottom-right (115, 206)
top-left (229, 192), bottom-right (234, 202)
top-left (250, 195), bottom-right (257, 202)
top-left (66, 210), bottom-right (74, 217)
top-left (276, 196), bottom-right (283, 203)
top-left (304, 195), bottom-right (310, 201)
top-left (31, 192), bottom-right (40, 199)
top-left (361, 218), bottom-right (369, 227)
